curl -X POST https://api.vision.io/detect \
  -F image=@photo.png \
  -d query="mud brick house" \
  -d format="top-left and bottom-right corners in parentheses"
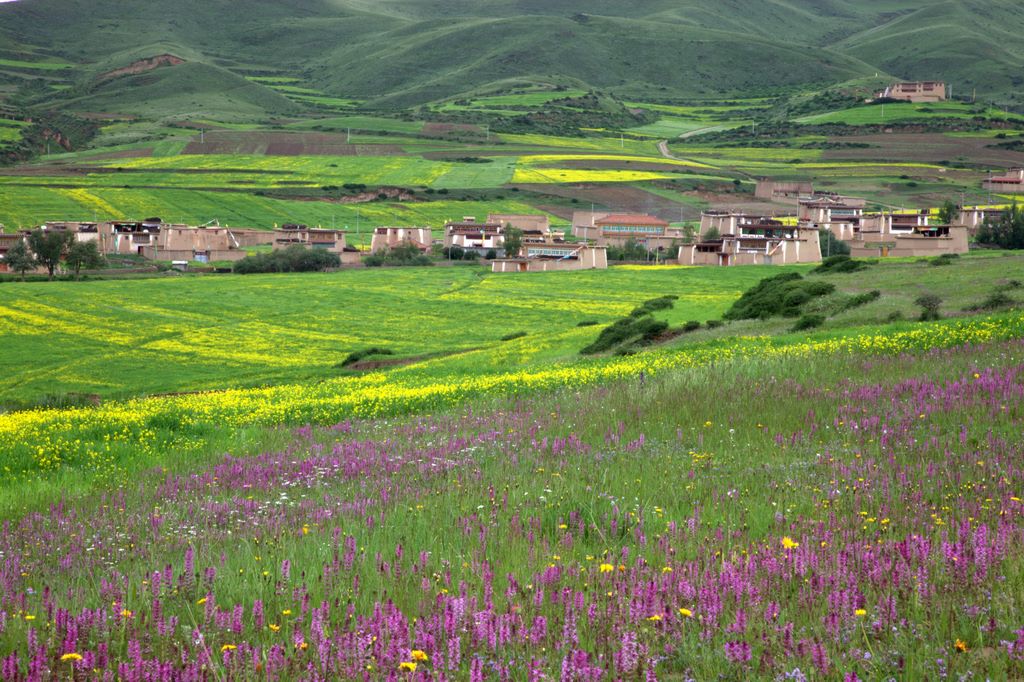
top-left (798, 195), bottom-right (868, 240)
top-left (370, 227), bottom-right (433, 254)
top-left (876, 81), bottom-right (946, 103)
top-left (571, 213), bottom-right (682, 249)
top-left (487, 214), bottom-right (553, 243)
top-left (492, 243), bottom-right (608, 273)
top-left (754, 179), bottom-right (814, 202)
top-left (983, 169), bottom-right (1024, 192)
top-left (848, 212), bottom-right (968, 257)
top-left (682, 212), bottom-right (821, 266)
top-left (958, 206), bottom-right (1004, 234)
top-left (142, 226), bottom-right (251, 263)
top-left (273, 224), bottom-right (361, 264)
top-left (444, 217), bottom-right (504, 255)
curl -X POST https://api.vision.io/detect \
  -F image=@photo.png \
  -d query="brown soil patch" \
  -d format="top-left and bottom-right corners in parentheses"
top-left (512, 183), bottom-right (695, 221)
top-left (182, 131), bottom-right (403, 156)
top-left (422, 122), bottom-right (484, 136)
top-left (98, 54), bottom-right (185, 82)
top-left (823, 133), bottom-right (1024, 168)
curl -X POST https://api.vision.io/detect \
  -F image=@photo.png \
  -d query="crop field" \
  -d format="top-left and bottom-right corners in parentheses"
top-left (796, 102), bottom-right (1024, 126)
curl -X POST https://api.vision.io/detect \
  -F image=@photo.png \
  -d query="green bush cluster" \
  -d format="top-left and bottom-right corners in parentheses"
top-left (791, 313), bottom-right (825, 332)
top-left (338, 347), bottom-right (395, 368)
top-left (500, 331), bottom-right (528, 341)
top-left (723, 273), bottom-right (835, 321)
top-left (838, 290), bottom-right (881, 312)
top-left (234, 245), bottom-right (340, 274)
top-left (581, 296), bottom-right (676, 355)
top-left (630, 295), bottom-right (678, 317)
top-left (364, 243), bottom-right (433, 267)
top-left (812, 255), bottom-right (868, 274)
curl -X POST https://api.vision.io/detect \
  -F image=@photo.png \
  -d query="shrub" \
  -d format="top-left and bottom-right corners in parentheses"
top-left (576, 320), bottom-right (599, 327)
top-left (915, 294), bottom-right (942, 321)
top-left (724, 273), bottom-right (834, 321)
top-left (705, 319), bottom-right (724, 329)
top-left (965, 291), bottom-right (1015, 312)
top-left (812, 255), bottom-right (867, 274)
top-left (839, 290), bottom-right (881, 312)
top-left (929, 254), bottom-right (957, 266)
top-left (629, 295), bottom-right (678, 317)
top-left (235, 245), bottom-right (340, 274)
top-left (681, 320), bottom-right (702, 333)
top-left (791, 314), bottom-right (825, 332)
top-left (500, 331), bottom-right (528, 341)
top-left (887, 311), bottom-right (905, 322)
top-left (338, 347), bottom-right (394, 368)
top-left (365, 243), bottom-right (433, 267)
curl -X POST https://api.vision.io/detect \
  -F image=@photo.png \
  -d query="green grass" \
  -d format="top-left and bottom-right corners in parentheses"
top-left (0, 57), bottom-right (72, 71)
top-left (796, 102), bottom-right (1024, 125)
top-left (286, 116), bottom-right (425, 135)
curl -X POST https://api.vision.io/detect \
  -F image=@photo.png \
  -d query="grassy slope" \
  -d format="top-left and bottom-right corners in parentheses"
top-left (2, 255), bottom-right (1021, 407)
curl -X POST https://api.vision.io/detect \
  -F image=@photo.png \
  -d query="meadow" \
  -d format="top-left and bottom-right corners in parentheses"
top-left (1, 321), bottom-right (1023, 679)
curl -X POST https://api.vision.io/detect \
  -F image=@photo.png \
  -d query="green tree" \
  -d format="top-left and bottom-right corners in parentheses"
top-left (702, 226), bottom-right (721, 241)
top-left (502, 226), bottom-right (523, 258)
top-left (977, 203), bottom-right (1024, 249)
top-left (65, 240), bottom-right (105, 279)
top-left (937, 199), bottom-right (959, 225)
top-left (27, 229), bottom-right (73, 280)
top-left (4, 238), bottom-right (36, 280)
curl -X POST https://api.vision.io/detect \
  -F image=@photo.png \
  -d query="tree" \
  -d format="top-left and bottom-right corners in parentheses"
top-left (26, 229), bottom-right (73, 280)
top-left (937, 199), bottom-right (959, 226)
top-left (977, 203), bottom-right (1024, 249)
top-left (502, 226), bottom-right (523, 258)
top-left (65, 240), bottom-right (105, 279)
top-left (4, 238), bottom-right (36, 280)
top-left (819, 229), bottom-right (850, 257)
top-left (702, 226), bottom-right (721, 241)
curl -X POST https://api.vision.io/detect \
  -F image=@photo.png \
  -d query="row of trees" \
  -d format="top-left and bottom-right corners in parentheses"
top-left (5, 231), bottom-right (105, 280)
top-left (977, 204), bottom-right (1024, 249)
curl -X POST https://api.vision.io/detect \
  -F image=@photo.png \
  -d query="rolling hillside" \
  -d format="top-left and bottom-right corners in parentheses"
top-left (0, 0), bottom-right (1021, 116)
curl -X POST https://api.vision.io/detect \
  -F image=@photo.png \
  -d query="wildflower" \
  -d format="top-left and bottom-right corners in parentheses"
top-left (282, 609), bottom-right (292, 616)
top-left (410, 650), bottom-right (429, 662)
top-left (599, 563), bottom-right (614, 573)
top-left (662, 566), bottom-right (673, 573)
top-left (558, 523), bottom-right (568, 529)
top-left (268, 624), bottom-right (280, 632)
top-left (60, 653), bottom-right (83, 662)
top-left (782, 537), bottom-right (800, 550)
top-left (647, 614), bottom-right (662, 622)
top-left (679, 608), bottom-right (694, 618)
top-left (196, 598), bottom-right (207, 605)
top-left (955, 639), bottom-right (968, 653)
top-left (220, 645), bottom-right (237, 652)
top-left (120, 609), bottom-right (133, 618)
top-left (24, 615), bottom-right (35, 621)
top-left (399, 662), bottom-right (417, 672)
top-left (296, 642), bottom-right (308, 650)
top-left (855, 609), bottom-right (867, 618)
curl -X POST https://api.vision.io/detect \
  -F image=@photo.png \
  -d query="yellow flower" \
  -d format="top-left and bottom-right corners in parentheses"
top-left (60, 653), bottom-right (83, 662)
top-left (196, 598), bottom-right (207, 605)
top-left (296, 642), bottom-right (308, 650)
top-left (220, 644), bottom-right (236, 652)
top-left (678, 608), bottom-right (694, 618)
top-left (120, 609), bottom-right (133, 618)
top-left (268, 623), bottom-right (280, 632)
top-left (399, 662), bottom-right (417, 672)
top-left (282, 609), bottom-right (292, 616)
top-left (955, 639), bottom-right (968, 653)
top-left (599, 563), bottom-right (614, 573)
top-left (23, 615), bottom-right (35, 621)
top-left (410, 650), bottom-right (429, 662)
top-left (647, 614), bottom-right (662, 622)
top-left (855, 609), bottom-right (867, 617)
top-left (662, 566), bottom-right (673, 573)
top-left (781, 537), bottom-right (799, 550)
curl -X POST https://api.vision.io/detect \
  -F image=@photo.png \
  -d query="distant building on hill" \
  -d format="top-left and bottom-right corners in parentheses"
top-left (798, 195), bottom-right (868, 240)
top-left (983, 168), bottom-right (1024, 192)
top-left (754, 179), bottom-right (814, 202)
top-left (876, 81), bottom-right (946, 103)
top-left (370, 227), bottom-right (433, 253)
top-left (682, 211), bottom-right (821, 266)
top-left (572, 212), bottom-right (682, 250)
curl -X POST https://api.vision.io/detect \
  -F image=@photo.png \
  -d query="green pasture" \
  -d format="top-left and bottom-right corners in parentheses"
top-left (0, 265), bottom-right (775, 406)
top-left (286, 116), bottom-right (424, 134)
top-left (796, 102), bottom-right (1024, 125)
top-left (0, 57), bottom-right (72, 71)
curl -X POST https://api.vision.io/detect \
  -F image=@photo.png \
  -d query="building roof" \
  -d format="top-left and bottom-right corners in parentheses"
top-left (594, 214), bottom-right (669, 227)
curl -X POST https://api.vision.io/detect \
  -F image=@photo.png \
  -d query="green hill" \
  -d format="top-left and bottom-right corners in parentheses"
top-left (0, 0), bottom-right (1021, 115)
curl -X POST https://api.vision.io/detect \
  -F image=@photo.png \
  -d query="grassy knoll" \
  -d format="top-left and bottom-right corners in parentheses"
top-left (796, 102), bottom-right (1024, 126)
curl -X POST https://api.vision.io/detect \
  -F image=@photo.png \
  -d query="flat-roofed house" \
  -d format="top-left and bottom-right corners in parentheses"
top-left (444, 217), bottom-right (504, 255)
top-left (273, 224), bottom-right (361, 264)
top-left (571, 211), bottom-right (610, 243)
top-left (754, 179), bottom-right (814, 202)
top-left (589, 213), bottom-right (682, 249)
top-left (848, 212), bottom-right (967, 257)
top-left (983, 168), bottom-right (1024, 192)
top-left (798, 196), bottom-right (867, 240)
top-left (958, 206), bottom-right (1004, 233)
top-left (492, 242), bottom-right (608, 273)
top-left (370, 227), bottom-right (433, 254)
top-left (141, 226), bottom-right (249, 263)
top-left (487, 214), bottom-right (550, 233)
top-left (682, 212), bottom-right (821, 266)
top-left (877, 81), bottom-right (946, 103)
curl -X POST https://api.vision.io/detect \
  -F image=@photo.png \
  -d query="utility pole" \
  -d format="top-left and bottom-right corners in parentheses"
top-left (347, 128), bottom-right (351, 144)
top-left (200, 129), bottom-right (205, 144)
top-left (485, 125), bottom-right (490, 142)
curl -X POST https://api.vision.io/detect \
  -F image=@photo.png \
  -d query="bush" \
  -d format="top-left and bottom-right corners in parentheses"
top-left (576, 320), bottom-right (599, 327)
top-left (724, 273), bottom-right (834, 321)
top-left (819, 230), bottom-right (851, 257)
top-left (630, 295), bottom-right (678, 317)
top-left (838, 290), bottom-right (881, 312)
top-left (791, 313), bottom-right (825, 332)
top-left (812, 254), bottom-right (867, 274)
top-left (929, 254), bottom-right (957, 266)
top-left (500, 331), bottom-right (528, 341)
top-left (681, 320), bottom-right (702, 333)
top-left (338, 347), bottom-right (394, 368)
top-left (581, 314), bottom-right (667, 354)
top-left (915, 294), bottom-right (942, 321)
top-left (965, 291), bottom-right (1015, 312)
top-left (705, 319), bottom-right (724, 329)
top-left (364, 243), bottom-right (433, 267)
top-left (235, 245), bottom-right (340, 274)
